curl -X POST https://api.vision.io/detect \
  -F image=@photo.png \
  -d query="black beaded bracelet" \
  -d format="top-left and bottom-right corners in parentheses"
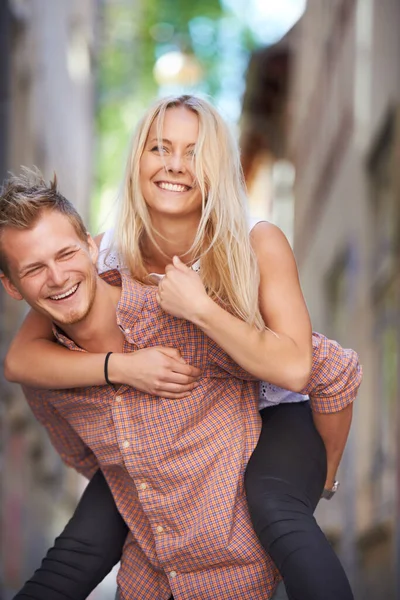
top-left (104, 351), bottom-right (113, 385)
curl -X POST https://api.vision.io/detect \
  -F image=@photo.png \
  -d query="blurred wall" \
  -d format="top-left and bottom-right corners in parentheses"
top-left (0, 1), bottom-right (97, 597)
top-left (288, 0), bottom-right (400, 598)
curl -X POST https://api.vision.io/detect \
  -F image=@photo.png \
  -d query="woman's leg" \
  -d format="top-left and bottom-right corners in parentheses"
top-left (244, 402), bottom-right (353, 600)
top-left (15, 469), bottom-right (128, 600)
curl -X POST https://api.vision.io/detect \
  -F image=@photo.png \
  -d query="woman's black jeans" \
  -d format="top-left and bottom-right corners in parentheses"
top-left (245, 401), bottom-right (353, 600)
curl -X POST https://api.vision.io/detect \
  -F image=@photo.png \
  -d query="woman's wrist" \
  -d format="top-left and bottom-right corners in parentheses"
top-left (105, 352), bottom-right (124, 385)
top-left (189, 295), bottom-right (218, 329)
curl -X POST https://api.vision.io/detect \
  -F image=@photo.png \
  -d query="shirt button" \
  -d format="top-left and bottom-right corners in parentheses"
top-left (115, 395), bottom-right (122, 402)
top-left (169, 571), bottom-right (177, 578)
top-left (156, 525), bottom-right (164, 533)
top-left (139, 482), bottom-right (147, 490)
top-left (122, 440), bottom-right (130, 449)
top-left (125, 328), bottom-right (131, 334)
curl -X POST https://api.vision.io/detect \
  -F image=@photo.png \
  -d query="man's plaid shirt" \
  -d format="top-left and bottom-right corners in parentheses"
top-left (24, 270), bottom-right (362, 600)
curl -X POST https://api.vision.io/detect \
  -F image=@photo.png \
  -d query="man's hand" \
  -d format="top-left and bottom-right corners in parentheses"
top-left (107, 347), bottom-right (201, 398)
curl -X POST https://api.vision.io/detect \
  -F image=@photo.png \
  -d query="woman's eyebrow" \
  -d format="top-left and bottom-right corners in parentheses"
top-left (149, 138), bottom-right (196, 148)
top-left (149, 137), bottom-right (172, 145)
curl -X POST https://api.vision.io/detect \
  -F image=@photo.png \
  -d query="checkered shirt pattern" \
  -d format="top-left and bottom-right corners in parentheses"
top-left (302, 333), bottom-right (363, 413)
top-left (23, 271), bottom-right (362, 599)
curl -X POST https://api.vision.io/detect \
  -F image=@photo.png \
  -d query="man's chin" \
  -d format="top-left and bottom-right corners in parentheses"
top-left (55, 310), bottom-right (90, 326)
top-left (43, 306), bottom-right (90, 327)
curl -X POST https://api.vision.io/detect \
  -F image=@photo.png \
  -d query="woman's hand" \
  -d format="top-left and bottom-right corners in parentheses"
top-left (156, 256), bottom-right (211, 321)
top-left (108, 347), bottom-right (201, 398)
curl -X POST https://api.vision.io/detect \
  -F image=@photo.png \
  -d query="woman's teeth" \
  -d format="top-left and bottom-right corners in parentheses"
top-left (157, 182), bottom-right (189, 192)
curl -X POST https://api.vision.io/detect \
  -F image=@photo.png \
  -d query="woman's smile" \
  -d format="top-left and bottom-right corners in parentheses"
top-left (154, 180), bottom-right (193, 193)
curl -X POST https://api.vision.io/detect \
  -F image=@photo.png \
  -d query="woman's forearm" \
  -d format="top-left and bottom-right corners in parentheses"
top-left (4, 310), bottom-right (111, 389)
top-left (5, 309), bottom-right (110, 389)
top-left (5, 338), bottom-right (108, 388)
top-left (193, 297), bottom-right (312, 392)
top-left (5, 317), bottom-right (201, 393)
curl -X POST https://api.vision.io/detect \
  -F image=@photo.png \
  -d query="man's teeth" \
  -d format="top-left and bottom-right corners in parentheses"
top-left (158, 182), bottom-right (189, 192)
top-left (50, 284), bottom-right (78, 300)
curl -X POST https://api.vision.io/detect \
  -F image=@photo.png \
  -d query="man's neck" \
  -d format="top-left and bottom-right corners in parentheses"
top-left (58, 277), bottom-right (124, 353)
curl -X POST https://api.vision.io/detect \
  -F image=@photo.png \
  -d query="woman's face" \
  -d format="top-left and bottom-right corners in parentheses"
top-left (140, 106), bottom-right (203, 221)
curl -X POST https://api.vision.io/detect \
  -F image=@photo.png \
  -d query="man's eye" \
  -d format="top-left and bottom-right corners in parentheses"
top-left (25, 266), bottom-right (43, 276)
top-left (60, 250), bottom-right (78, 260)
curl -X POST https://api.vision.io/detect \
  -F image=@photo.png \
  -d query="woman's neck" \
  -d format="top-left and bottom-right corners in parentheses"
top-left (143, 216), bottom-right (200, 272)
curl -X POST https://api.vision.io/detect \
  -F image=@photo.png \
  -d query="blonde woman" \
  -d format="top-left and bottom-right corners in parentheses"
top-left (5, 96), bottom-right (359, 600)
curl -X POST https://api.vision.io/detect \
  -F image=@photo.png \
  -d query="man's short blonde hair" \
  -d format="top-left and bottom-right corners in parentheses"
top-left (0, 168), bottom-right (88, 277)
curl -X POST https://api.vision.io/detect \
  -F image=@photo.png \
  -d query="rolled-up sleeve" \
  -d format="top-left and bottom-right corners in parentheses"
top-left (23, 386), bottom-right (99, 479)
top-left (301, 332), bottom-right (363, 414)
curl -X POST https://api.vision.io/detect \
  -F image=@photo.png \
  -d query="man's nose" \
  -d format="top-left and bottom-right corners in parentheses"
top-left (47, 264), bottom-right (69, 288)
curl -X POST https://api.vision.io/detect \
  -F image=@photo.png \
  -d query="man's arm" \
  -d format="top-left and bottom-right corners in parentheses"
top-left (23, 386), bottom-right (99, 478)
top-left (301, 333), bottom-right (362, 490)
top-left (312, 404), bottom-right (353, 489)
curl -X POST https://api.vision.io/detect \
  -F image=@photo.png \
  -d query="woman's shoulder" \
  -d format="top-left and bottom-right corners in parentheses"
top-left (249, 221), bottom-right (290, 255)
top-left (249, 221), bottom-right (297, 282)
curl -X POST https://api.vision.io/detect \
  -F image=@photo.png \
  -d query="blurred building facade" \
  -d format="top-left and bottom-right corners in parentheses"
top-left (242, 0), bottom-right (400, 598)
top-left (241, 27), bottom-right (298, 242)
top-left (288, 1), bottom-right (400, 597)
top-left (0, 1), bottom-right (97, 597)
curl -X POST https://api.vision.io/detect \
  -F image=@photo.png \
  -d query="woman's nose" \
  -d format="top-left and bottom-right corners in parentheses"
top-left (166, 153), bottom-right (186, 173)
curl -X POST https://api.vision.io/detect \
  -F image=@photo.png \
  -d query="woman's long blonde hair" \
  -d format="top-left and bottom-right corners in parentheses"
top-left (115, 94), bottom-right (264, 329)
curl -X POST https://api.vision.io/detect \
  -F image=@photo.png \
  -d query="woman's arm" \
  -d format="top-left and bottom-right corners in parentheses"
top-left (14, 470), bottom-right (128, 600)
top-left (157, 222), bottom-right (312, 392)
top-left (5, 310), bottom-right (109, 388)
top-left (5, 310), bottom-right (200, 394)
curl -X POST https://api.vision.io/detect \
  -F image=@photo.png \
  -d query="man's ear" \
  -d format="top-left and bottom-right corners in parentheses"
top-left (87, 233), bottom-right (99, 265)
top-left (0, 273), bottom-right (23, 300)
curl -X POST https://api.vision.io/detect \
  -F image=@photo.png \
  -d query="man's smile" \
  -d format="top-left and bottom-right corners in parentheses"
top-left (48, 283), bottom-right (80, 301)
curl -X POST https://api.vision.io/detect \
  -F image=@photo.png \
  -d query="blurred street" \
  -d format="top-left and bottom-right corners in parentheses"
top-left (1, 0), bottom-right (399, 598)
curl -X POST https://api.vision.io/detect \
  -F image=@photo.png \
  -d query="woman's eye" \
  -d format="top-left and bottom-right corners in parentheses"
top-left (151, 146), bottom-right (167, 154)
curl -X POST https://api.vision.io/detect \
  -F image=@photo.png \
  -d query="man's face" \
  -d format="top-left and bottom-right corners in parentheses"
top-left (0, 210), bottom-right (99, 326)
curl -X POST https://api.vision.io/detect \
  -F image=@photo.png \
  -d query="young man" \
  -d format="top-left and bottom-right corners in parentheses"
top-left (0, 171), bottom-right (361, 600)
